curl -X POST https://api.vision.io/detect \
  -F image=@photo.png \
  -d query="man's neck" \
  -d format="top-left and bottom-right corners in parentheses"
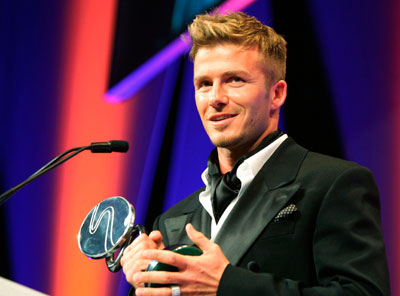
top-left (216, 148), bottom-right (244, 174)
top-left (216, 129), bottom-right (281, 174)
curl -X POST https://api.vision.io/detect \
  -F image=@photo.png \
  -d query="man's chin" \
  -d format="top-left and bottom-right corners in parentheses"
top-left (210, 135), bottom-right (243, 149)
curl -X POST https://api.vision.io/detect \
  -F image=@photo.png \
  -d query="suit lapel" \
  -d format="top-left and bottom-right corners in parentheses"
top-left (215, 181), bottom-right (301, 265)
top-left (215, 138), bottom-right (307, 265)
top-left (164, 214), bottom-right (193, 245)
top-left (164, 206), bottom-right (211, 246)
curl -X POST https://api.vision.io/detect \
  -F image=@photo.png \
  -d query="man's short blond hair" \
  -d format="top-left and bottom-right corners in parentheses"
top-left (188, 11), bottom-right (287, 83)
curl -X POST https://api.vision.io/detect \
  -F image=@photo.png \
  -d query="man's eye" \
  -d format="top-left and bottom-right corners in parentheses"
top-left (200, 81), bottom-right (212, 88)
top-left (230, 77), bottom-right (244, 83)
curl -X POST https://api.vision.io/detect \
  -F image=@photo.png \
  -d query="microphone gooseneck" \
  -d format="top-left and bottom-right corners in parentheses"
top-left (0, 140), bottom-right (129, 206)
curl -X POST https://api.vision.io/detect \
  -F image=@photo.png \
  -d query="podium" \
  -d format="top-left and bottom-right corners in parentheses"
top-left (0, 277), bottom-right (49, 296)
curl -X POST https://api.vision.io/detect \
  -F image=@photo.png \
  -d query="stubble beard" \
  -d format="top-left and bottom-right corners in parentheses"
top-left (211, 134), bottom-right (244, 149)
top-left (208, 124), bottom-right (267, 153)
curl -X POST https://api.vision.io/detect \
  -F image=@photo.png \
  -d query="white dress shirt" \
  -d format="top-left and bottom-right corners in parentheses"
top-left (199, 134), bottom-right (288, 240)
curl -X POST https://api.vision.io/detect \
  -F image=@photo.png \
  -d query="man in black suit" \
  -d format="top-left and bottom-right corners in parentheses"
top-left (121, 12), bottom-right (390, 295)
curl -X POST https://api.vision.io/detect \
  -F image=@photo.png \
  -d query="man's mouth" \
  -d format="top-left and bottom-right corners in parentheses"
top-left (210, 114), bottom-right (237, 122)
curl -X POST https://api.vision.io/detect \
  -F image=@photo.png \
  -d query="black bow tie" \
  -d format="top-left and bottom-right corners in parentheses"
top-left (207, 130), bottom-right (283, 223)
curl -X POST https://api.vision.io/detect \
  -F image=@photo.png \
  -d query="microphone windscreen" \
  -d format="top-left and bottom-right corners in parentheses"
top-left (109, 140), bottom-right (129, 153)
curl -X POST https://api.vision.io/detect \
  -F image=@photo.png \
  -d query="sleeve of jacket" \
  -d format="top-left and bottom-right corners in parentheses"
top-left (217, 166), bottom-right (390, 295)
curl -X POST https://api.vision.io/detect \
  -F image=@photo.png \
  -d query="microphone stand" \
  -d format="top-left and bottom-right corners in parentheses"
top-left (0, 141), bottom-right (128, 206)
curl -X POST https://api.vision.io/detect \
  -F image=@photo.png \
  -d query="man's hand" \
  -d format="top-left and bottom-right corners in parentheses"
top-left (133, 223), bottom-right (230, 296)
top-left (121, 230), bottom-right (165, 288)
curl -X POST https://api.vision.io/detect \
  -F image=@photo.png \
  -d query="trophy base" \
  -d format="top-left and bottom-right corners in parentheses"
top-left (145, 244), bottom-right (203, 288)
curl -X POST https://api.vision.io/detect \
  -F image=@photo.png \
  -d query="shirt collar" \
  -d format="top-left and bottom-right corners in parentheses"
top-left (199, 134), bottom-right (288, 239)
top-left (201, 134), bottom-right (288, 189)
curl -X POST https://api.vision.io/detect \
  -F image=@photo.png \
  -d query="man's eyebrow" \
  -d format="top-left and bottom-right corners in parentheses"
top-left (193, 75), bottom-right (208, 82)
top-left (194, 71), bottom-right (249, 82)
top-left (222, 70), bottom-right (249, 77)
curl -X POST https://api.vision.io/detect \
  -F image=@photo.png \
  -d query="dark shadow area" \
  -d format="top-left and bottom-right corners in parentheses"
top-left (271, 0), bottom-right (344, 158)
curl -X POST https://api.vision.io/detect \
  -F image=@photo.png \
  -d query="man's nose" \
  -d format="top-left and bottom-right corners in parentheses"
top-left (209, 84), bottom-right (228, 108)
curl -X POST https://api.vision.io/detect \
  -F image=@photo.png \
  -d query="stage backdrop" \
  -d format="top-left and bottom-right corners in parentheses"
top-left (0, 0), bottom-right (398, 295)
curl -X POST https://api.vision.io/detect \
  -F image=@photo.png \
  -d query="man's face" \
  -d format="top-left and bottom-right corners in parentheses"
top-left (193, 44), bottom-right (276, 151)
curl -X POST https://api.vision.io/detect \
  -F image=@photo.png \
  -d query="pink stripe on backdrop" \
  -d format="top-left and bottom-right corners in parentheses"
top-left (390, 0), bottom-right (400, 293)
top-left (49, 0), bottom-right (130, 295)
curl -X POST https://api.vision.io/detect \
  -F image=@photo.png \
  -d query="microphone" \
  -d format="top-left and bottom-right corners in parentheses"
top-left (0, 140), bottom-right (129, 206)
top-left (89, 141), bottom-right (129, 153)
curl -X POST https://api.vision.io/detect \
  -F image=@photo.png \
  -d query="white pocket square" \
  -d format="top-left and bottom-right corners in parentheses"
top-left (274, 204), bottom-right (299, 222)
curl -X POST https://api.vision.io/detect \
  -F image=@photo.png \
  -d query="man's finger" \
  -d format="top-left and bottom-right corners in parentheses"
top-left (141, 249), bottom-right (186, 270)
top-left (185, 223), bottom-right (214, 252)
top-left (134, 270), bottom-right (181, 286)
top-left (135, 286), bottom-right (172, 296)
top-left (148, 230), bottom-right (164, 247)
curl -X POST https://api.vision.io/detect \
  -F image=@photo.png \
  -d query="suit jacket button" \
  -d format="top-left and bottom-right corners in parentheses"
top-left (247, 261), bottom-right (260, 272)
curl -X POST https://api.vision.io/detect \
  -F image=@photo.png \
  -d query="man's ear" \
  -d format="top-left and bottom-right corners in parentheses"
top-left (270, 80), bottom-right (287, 111)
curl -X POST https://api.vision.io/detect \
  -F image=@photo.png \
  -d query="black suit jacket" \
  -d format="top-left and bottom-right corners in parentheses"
top-left (154, 138), bottom-right (390, 295)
